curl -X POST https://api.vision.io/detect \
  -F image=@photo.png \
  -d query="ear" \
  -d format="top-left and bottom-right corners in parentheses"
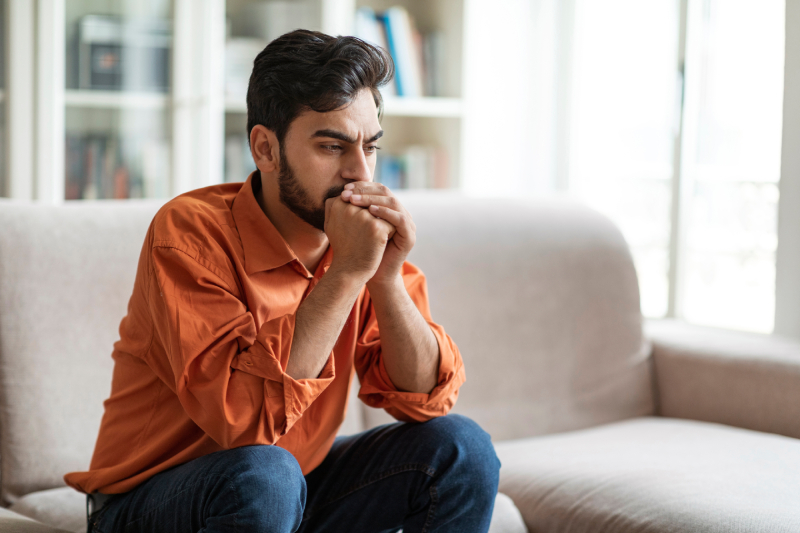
top-left (250, 125), bottom-right (281, 174)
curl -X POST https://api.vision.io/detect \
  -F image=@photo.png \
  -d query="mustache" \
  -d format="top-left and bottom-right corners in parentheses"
top-left (324, 184), bottom-right (347, 202)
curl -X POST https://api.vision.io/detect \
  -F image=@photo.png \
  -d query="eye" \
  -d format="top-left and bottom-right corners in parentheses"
top-left (364, 145), bottom-right (381, 154)
top-left (322, 145), bottom-right (343, 153)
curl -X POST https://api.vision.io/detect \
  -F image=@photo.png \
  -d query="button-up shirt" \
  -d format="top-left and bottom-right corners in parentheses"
top-left (64, 171), bottom-right (465, 495)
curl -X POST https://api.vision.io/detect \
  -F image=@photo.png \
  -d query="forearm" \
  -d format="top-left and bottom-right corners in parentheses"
top-left (367, 273), bottom-right (439, 393)
top-left (286, 268), bottom-right (365, 380)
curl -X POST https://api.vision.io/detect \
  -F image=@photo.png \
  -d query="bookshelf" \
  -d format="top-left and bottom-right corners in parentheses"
top-left (1, 0), bottom-right (468, 201)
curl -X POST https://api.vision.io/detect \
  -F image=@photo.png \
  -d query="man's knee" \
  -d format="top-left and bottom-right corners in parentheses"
top-left (419, 414), bottom-right (501, 490)
top-left (213, 445), bottom-right (306, 531)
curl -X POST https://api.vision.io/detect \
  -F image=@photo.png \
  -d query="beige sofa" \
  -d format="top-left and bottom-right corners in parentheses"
top-left (0, 193), bottom-right (799, 533)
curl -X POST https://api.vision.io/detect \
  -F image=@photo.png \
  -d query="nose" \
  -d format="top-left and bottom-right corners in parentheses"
top-left (341, 148), bottom-right (373, 183)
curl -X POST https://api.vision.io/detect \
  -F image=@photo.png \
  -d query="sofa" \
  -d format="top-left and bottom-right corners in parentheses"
top-left (0, 192), bottom-right (798, 533)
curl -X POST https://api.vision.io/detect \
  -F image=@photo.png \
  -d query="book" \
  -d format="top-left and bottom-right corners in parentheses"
top-left (382, 7), bottom-right (423, 98)
top-left (354, 7), bottom-right (397, 96)
top-left (358, 8), bottom-right (446, 98)
top-left (375, 146), bottom-right (450, 190)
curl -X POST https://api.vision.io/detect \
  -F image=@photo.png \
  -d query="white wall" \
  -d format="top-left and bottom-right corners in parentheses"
top-left (461, 0), bottom-right (573, 197)
top-left (775, 0), bottom-right (800, 339)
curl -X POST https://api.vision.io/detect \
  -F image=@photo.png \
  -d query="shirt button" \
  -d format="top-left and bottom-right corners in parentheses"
top-left (387, 393), bottom-right (396, 399)
top-left (245, 360), bottom-right (252, 366)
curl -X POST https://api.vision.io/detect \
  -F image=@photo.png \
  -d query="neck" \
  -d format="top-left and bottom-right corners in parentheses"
top-left (256, 172), bottom-right (329, 274)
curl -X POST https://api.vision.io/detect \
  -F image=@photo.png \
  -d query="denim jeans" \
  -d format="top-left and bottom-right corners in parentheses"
top-left (87, 414), bottom-right (501, 533)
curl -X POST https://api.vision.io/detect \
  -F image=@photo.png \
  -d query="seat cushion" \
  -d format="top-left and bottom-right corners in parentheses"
top-left (9, 488), bottom-right (85, 533)
top-left (496, 417), bottom-right (800, 533)
top-left (490, 493), bottom-right (529, 533)
top-left (0, 507), bottom-right (70, 533)
top-left (12, 486), bottom-right (527, 533)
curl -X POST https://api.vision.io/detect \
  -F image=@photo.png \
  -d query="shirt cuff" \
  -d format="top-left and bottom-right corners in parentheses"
top-left (232, 313), bottom-right (336, 435)
top-left (359, 322), bottom-right (465, 421)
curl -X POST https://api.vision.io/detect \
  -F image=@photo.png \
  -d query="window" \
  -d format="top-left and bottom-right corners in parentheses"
top-left (678, 0), bottom-right (785, 332)
top-left (569, 0), bottom-right (785, 332)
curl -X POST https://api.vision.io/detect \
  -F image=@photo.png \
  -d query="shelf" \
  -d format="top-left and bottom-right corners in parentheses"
top-left (224, 95), bottom-right (463, 118)
top-left (381, 97), bottom-right (463, 118)
top-left (64, 90), bottom-right (169, 110)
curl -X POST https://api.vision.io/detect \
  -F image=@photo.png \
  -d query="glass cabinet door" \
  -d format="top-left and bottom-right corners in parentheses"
top-left (64, 0), bottom-right (173, 199)
top-left (223, 0), bottom-right (321, 183)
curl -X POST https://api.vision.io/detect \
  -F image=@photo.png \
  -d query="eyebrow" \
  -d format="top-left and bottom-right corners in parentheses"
top-left (311, 129), bottom-right (384, 144)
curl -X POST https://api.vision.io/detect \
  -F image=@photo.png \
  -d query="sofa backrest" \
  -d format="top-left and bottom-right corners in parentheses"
top-left (373, 193), bottom-right (655, 440)
top-left (0, 192), bottom-right (654, 501)
top-left (0, 198), bottom-right (366, 502)
top-left (0, 200), bottom-right (164, 502)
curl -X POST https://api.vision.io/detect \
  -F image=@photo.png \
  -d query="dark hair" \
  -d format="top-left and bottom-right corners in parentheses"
top-left (246, 29), bottom-right (394, 146)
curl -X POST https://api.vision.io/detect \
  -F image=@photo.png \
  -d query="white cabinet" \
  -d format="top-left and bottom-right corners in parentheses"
top-left (1, 0), bottom-right (467, 202)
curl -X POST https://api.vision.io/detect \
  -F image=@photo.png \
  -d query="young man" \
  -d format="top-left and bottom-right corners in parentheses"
top-left (66, 30), bottom-right (500, 533)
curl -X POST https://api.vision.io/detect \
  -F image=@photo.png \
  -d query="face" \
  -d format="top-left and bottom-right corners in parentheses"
top-left (276, 88), bottom-right (383, 231)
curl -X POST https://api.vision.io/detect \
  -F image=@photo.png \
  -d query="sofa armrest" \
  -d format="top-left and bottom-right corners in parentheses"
top-left (646, 319), bottom-right (800, 440)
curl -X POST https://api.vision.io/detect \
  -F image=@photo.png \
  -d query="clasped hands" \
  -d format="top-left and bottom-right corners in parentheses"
top-left (323, 182), bottom-right (416, 288)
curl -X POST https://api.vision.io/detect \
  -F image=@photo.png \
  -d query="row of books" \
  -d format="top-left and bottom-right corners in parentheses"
top-left (355, 7), bottom-right (446, 98)
top-left (375, 146), bottom-right (450, 190)
top-left (65, 133), bottom-right (170, 200)
top-left (64, 134), bottom-right (450, 199)
top-left (223, 134), bottom-right (450, 191)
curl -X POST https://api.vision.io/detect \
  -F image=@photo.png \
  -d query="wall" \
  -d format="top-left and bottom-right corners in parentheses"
top-left (775, 0), bottom-right (800, 339)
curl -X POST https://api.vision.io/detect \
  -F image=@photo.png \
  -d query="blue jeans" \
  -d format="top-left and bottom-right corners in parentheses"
top-left (88, 414), bottom-right (501, 533)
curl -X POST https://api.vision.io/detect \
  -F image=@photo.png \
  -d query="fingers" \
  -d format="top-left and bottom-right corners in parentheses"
top-left (368, 204), bottom-right (414, 243)
top-left (347, 193), bottom-right (402, 211)
top-left (341, 182), bottom-right (392, 203)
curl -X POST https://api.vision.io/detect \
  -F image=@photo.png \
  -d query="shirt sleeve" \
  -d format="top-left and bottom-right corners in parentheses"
top-left (149, 243), bottom-right (335, 449)
top-left (354, 261), bottom-right (465, 422)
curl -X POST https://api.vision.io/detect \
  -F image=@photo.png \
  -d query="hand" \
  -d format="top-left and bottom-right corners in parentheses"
top-left (324, 194), bottom-right (395, 283)
top-left (341, 182), bottom-right (416, 287)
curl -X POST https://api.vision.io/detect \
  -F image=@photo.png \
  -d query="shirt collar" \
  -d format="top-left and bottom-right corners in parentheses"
top-left (231, 171), bottom-right (298, 275)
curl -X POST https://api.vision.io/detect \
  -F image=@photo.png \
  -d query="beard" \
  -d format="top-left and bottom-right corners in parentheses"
top-left (277, 146), bottom-right (344, 232)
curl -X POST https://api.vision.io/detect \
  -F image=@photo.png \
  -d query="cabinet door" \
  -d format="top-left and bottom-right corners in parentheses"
top-left (222, 0), bottom-right (326, 183)
top-left (63, 0), bottom-right (174, 200)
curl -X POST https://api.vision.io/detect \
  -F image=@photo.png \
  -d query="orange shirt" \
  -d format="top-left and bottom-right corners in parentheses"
top-left (64, 172), bottom-right (465, 495)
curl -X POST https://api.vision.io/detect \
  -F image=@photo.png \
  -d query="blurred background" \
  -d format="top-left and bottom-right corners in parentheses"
top-left (1, 0), bottom-right (798, 338)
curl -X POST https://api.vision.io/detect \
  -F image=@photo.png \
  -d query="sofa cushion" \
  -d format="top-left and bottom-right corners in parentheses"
top-left (8, 488), bottom-right (84, 533)
top-left (496, 417), bottom-right (800, 532)
top-left (365, 193), bottom-right (654, 440)
top-left (11, 486), bottom-right (526, 533)
top-left (490, 493), bottom-right (529, 533)
top-left (0, 507), bottom-right (70, 533)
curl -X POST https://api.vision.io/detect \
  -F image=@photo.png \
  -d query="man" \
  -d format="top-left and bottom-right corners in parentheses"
top-left (66, 30), bottom-right (500, 533)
